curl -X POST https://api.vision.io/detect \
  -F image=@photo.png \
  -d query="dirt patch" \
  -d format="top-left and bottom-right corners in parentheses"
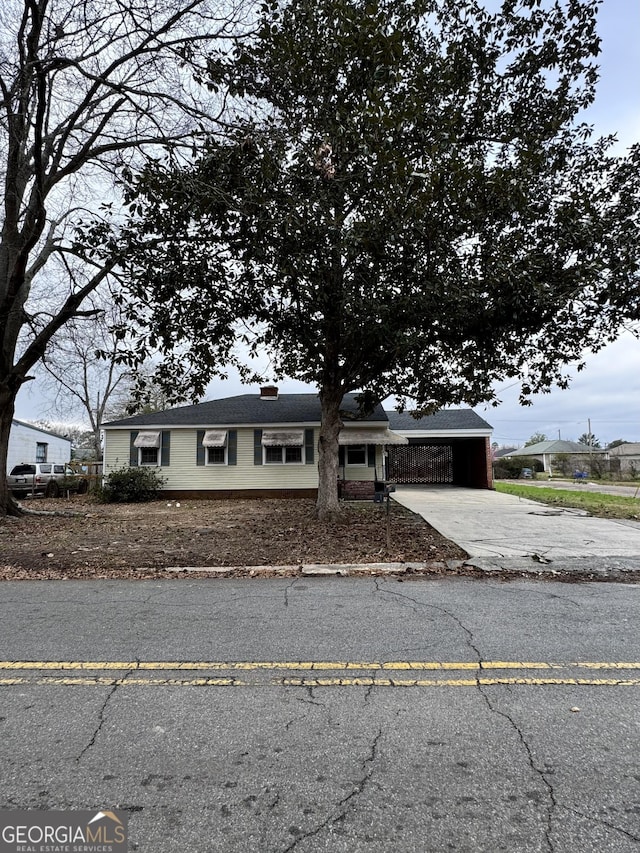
top-left (0, 496), bottom-right (467, 580)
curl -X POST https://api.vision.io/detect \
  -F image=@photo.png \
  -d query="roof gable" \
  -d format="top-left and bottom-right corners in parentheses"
top-left (11, 419), bottom-right (72, 443)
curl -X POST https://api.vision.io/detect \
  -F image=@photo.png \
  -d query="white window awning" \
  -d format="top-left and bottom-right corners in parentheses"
top-left (262, 429), bottom-right (304, 447)
top-left (339, 428), bottom-right (408, 446)
top-left (202, 429), bottom-right (228, 447)
top-left (133, 430), bottom-right (161, 448)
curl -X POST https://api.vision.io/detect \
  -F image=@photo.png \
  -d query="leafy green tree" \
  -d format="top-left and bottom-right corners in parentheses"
top-left (525, 433), bottom-right (548, 447)
top-left (578, 432), bottom-right (601, 447)
top-left (120, 0), bottom-right (640, 519)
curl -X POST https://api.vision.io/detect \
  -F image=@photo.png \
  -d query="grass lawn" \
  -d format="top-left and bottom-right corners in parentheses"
top-left (495, 482), bottom-right (640, 520)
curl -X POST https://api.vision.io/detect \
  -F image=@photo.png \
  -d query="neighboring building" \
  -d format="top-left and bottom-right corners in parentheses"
top-left (608, 442), bottom-right (640, 478)
top-left (7, 419), bottom-right (72, 472)
top-left (493, 446), bottom-right (518, 460)
top-left (386, 409), bottom-right (493, 488)
top-left (102, 388), bottom-right (494, 499)
top-left (503, 439), bottom-right (597, 475)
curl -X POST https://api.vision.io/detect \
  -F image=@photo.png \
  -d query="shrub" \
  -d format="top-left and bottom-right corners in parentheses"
top-left (99, 466), bottom-right (166, 503)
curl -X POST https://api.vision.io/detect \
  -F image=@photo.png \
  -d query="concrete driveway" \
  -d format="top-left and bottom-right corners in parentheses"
top-left (391, 485), bottom-right (640, 564)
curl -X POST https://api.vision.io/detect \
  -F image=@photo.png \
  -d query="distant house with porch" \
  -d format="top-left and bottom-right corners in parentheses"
top-left (502, 439), bottom-right (599, 475)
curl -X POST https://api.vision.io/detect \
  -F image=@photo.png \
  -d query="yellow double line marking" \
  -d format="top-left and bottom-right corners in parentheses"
top-left (1, 661), bottom-right (640, 687)
top-left (3, 660), bottom-right (640, 671)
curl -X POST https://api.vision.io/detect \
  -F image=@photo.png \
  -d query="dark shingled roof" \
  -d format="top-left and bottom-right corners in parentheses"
top-left (386, 409), bottom-right (493, 431)
top-left (103, 393), bottom-right (388, 428)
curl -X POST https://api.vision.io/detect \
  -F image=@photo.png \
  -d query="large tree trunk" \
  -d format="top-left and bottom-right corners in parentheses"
top-left (316, 389), bottom-right (343, 521)
top-left (0, 380), bottom-right (22, 517)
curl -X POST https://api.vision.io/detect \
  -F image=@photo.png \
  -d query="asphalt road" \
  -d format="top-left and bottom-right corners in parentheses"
top-left (1, 577), bottom-right (640, 852)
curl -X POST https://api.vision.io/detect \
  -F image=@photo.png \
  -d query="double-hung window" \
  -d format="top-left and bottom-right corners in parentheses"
top-left (203, 430), bottom-right (228, 465)
top-left (134, 431), bottom-right (161, 466)
top-left (262, 430), bottom-right (304, 464)
top-left (265, 445), bottom-right (303, 464)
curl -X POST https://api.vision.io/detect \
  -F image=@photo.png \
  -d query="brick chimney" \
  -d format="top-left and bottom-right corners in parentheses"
top-left (260, 385), bottom-right (279, 400)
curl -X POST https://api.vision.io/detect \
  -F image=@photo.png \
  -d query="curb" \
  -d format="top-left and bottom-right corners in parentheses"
top-left (463, 555), bottom-right (640, 579)
top-left (132, 557), bottom-right (640, 581)
top-left (134, 561), bottom-right (466, 577)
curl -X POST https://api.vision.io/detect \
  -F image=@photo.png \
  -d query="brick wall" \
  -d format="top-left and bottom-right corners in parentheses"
top-left (340, 480), bottom-right (376, 500)
top-left (485, 437), bottom-right (493, 488)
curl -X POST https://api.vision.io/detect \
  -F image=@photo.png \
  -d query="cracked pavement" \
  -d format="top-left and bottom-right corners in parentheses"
top-left (1, 576), bottom-right (639, 851)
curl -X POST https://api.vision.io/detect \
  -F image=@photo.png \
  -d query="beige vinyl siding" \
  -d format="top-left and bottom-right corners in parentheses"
top-left (342, 445), bottom-right (384, 481)
top-left (104, 427), bottom-right (319, 491)
top-left (103, 430), bottom-right (135, 473)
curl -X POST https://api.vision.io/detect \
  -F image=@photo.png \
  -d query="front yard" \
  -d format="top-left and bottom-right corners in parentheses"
top-left (0, 496), bottom-right (466, 579)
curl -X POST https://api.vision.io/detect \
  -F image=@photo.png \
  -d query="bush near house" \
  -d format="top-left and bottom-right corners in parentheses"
top-left (493, 457), bottom-right (544, 480)
top-left (99, 466), bottom-right (166, 503)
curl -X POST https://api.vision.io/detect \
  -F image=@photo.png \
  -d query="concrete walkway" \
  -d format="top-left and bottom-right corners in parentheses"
top-left (392, 486), bottom-right (640, 567)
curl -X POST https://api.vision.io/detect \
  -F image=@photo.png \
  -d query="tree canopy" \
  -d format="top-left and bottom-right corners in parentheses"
top-left (119, 0), bottom-right (639, 516)
top-left (525, 433), bottom-right (548, 447)
top-left (577, 432), bottom-right (601, 448)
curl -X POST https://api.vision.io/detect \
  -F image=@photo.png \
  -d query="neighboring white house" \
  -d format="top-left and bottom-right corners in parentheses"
top-left (7, 419), bottom-right (72, 472)
top-left (503, 439), bottom-right (598, 475)
top-left (608, 442), bottom-right (640, 477)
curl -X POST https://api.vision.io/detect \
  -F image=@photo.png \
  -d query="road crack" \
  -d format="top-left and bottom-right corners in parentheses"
top-left (281, 727), bottom-right (383, 852)
top-left (478, 687), bottom-right (557, 852)
top-left (562, 804), bottom-right (640, 843)
top-left (76, 663), bottom-right (137, 763)
top-left (373, 578), bottom-right (557, 851)
top-left (283, 578), bottom-right (298, 609)
top-left (373, 578), bottom-right (483, 659)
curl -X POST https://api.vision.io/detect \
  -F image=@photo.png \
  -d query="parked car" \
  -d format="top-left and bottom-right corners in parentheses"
top-left (7, 463), bottom-right (89, 498)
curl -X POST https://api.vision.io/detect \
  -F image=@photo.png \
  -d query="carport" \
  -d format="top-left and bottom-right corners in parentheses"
top-left (385, 410), bottom-right (493, 489)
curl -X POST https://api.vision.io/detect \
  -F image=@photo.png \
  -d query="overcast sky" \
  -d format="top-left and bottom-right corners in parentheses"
top-left (15, 0), bottom-right (639, 446)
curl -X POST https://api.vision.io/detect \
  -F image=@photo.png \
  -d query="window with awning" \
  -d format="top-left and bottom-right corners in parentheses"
top-left (202, 430), bottom-right (228, 447)
top-left (260, 429), bottom-right (305, 463)
top-left (133, 431), bottom-right (161, 448)
top-left (338, 428), bottom-right (408, 446)
top-left (261, 429), bottom-right (304, 447)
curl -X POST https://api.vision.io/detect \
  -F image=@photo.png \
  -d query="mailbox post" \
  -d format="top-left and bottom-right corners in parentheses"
top-left (374, 481), bottom-right (396, 551)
